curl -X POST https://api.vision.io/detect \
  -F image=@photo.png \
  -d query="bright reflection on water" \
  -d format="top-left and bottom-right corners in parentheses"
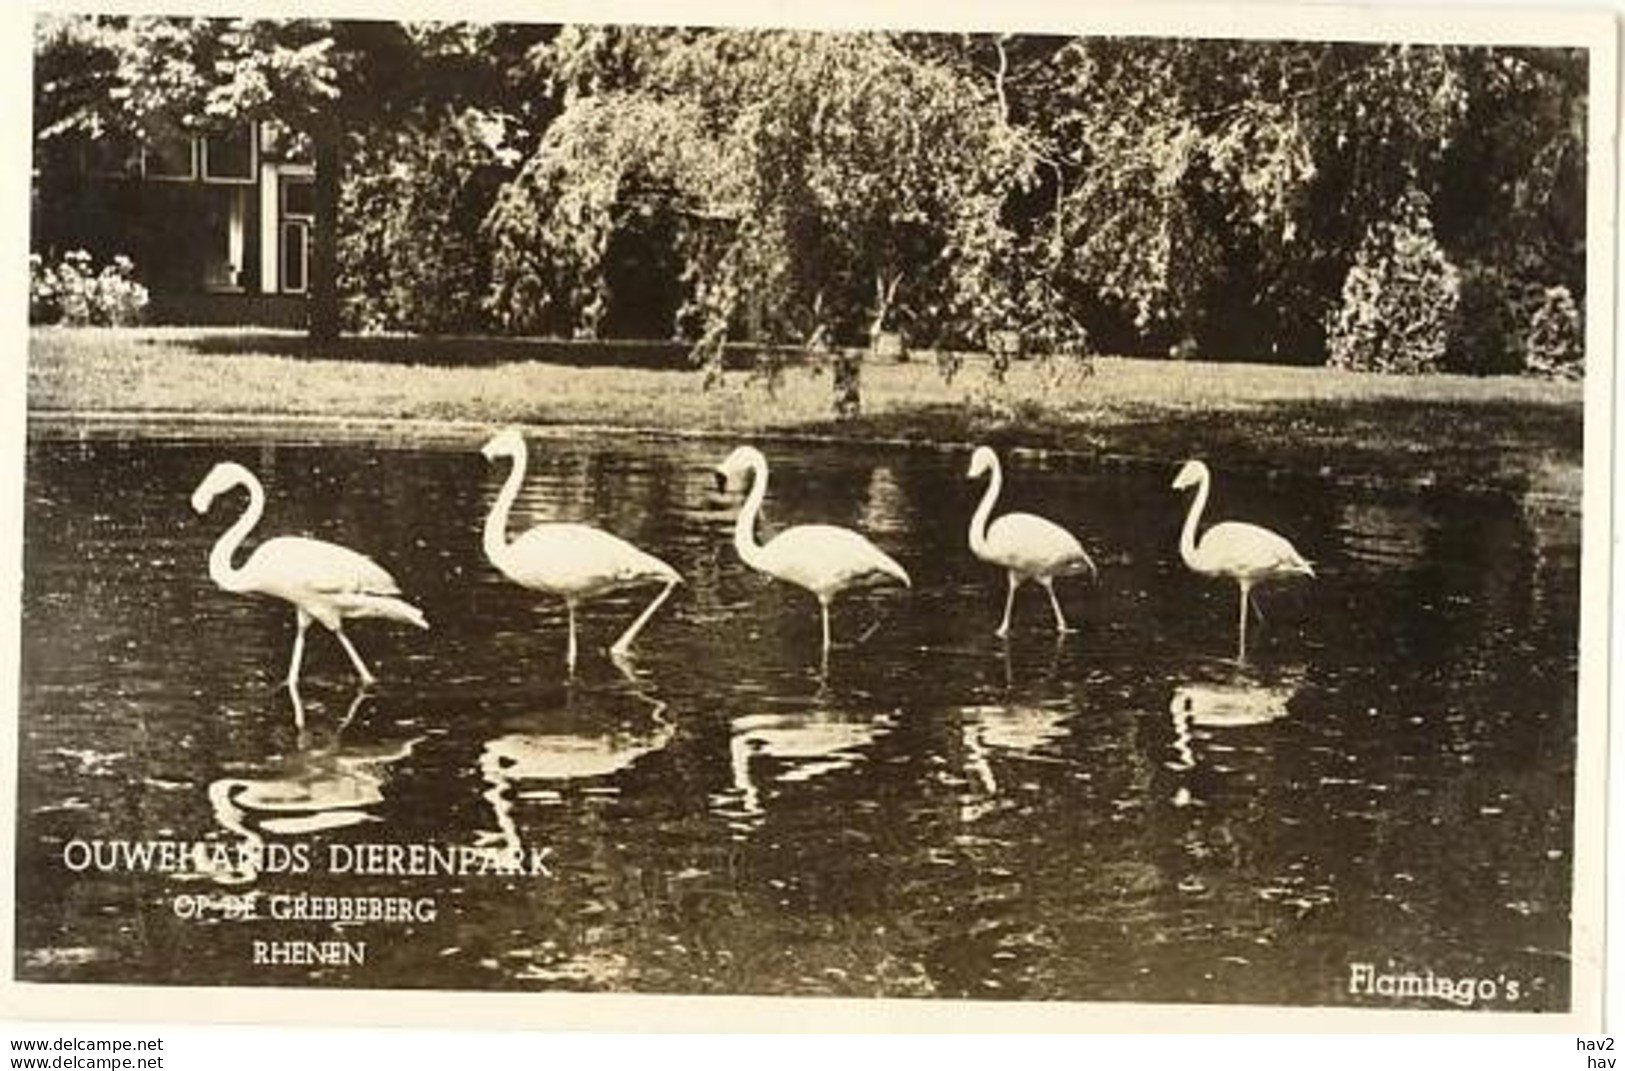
top-left (17, 432), bottom-right (1579, 1008)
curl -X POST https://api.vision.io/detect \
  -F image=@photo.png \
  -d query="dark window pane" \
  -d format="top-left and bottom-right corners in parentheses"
top-left (281, 222), bottom-right (307, 293)
top-left (84, 135), bottom-right (140, 177)
top-left (203, 126), bottom-right (254, 181)
top-left (144, 133), bottom-right (194, 179)
top-left (282, 179), bottom-right (314, 218)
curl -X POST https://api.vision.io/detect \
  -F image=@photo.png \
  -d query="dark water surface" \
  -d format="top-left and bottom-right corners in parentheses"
top-left (15, 431), bottom-right (1580, 1009)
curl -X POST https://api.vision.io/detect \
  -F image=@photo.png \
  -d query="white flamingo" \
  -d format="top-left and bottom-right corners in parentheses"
top-left (190, 462), bottom-right (428, 688)
top-left (1172, 459), bottom-right (1314, 661)
top-left (481, 428), bottom-right (681, 671)
top-left (967, 446), bottom-right (1098, 637)
top-left (714, 445), bottom-right (911, 657)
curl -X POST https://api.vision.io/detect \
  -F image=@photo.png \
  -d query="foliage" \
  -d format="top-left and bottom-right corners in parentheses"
top-left (340, 107), bottom-right (521, 334)
top-left (1035, 40), bottom-right (1478, 358)
top-left (33, 16), bottom-right (555, 343)
top-left (1438, 50), bottom-right (1587, 378)
top-left (1446, 263), bottom-right (1522, 375)
top-left (1325, 190), bottom-right (1460, 374)
top-left (1520, 285), bottom-right (1584, 380)
top-left (485, 28), bottom-right (1037, 386)
top-left (32, 19), bottom-right (1587, 379)
top-left (29, 250), bottom-right (150, 327)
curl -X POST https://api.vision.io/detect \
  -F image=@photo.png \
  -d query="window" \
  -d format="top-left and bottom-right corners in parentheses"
top-left (202, 126), bottom-right (255, 182)
top-left (83, 135), bottom-right (141, 178)
top-left (143, 131), bottom-right (195, 180)
top-left (281, 221), bottom-right (309, 293)
top-left (281, 177), bottom-right (315, 219)
top-left (202, 186), bottom-right (249, 292)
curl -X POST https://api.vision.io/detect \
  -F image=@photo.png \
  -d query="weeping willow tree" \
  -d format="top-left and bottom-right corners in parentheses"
top-left (1034, 39), bottom-right (1584, 368)
top-left (484, 28), bottom-right (1038, 406)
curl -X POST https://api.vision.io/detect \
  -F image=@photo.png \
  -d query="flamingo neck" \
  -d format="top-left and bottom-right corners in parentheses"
top-left (208, 474), bottom-right (264, 593)
top-left (732, 456), bottom-right (771, 572)
top-left (1179, 470), bottom-right (1210, 569)
top-left (484, 443), bottom-right (527, 567)
top-left (969, 458), bottom-right (1002, 558)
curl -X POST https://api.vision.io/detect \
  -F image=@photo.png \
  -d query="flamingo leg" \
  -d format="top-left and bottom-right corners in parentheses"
top-left (1041, 577), bottom-right (1075, 634)
top-left (995, 573), bottom-right (1018, 638)
top-left (610, 580), bottom-right (677, 659)
top-left (287, 678), bottom-right (306, 730)
top-left (287, 610), bottom-right (311, 689)
top-left (337, 688), bottom-right (370, 733)
top-left (1236, 580), bottom-right (1253, 664)
top-left (565, 600), bottom-right (579, 673)
top-left (333, 624), bottom-right (377, 685)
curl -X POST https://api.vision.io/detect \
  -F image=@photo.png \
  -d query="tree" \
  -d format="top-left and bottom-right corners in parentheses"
top-left (1025, 38), bottom-right (1584, 369)
top-left (485, 28), bottom-right (1037, 396)
top-left (1027, 39), bottom-right (1472, 359)
top-left (33, 15), bottom-right (548, 344)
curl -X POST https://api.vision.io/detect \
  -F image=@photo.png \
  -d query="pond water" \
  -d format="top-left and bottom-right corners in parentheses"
top-left (15, 429), bottom-right (1580, 1010)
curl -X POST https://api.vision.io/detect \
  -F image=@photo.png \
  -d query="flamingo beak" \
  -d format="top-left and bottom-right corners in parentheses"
top-left (712, 467), bottom-right (730, 493)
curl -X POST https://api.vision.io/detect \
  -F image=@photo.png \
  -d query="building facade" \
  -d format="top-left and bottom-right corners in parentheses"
top-left (33, 120), bottom-right (314, 327)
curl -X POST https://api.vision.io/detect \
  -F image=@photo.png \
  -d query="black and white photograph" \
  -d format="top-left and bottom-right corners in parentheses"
top-left (4, 0), bottom-right (1615, 1035)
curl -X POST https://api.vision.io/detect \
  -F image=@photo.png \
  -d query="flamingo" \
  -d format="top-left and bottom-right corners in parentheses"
top-left (481, 428), bottom-right (681, 671)
top-left (190, 462), bottom-right (428, 688)
top-left (714, 445), bottom-right (911, 657)
top-left (1171, 459), bottom-right (1314, 661)
top-left (966, 446), bottom-right (1098, 637)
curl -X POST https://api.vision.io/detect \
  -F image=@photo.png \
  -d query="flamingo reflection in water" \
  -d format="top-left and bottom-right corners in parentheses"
top-left (190, 462), bottom-right (428, 688)
top-left (1166, 671), bottom-right (1301, 779)
top-left (199, 688), bottom-right (421, 885)
top-left (721, 704), bottom-right (898, 821)
top-left (477, 667), bottom-right (675, 858)
top-left (958, 642), bottom-right (1076, 817)
top-left (958, 703), bottom-right (1073, 815)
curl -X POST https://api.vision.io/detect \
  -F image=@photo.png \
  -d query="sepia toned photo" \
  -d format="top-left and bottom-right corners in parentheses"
top-left (5, 0), bottom-right (1615, 1032)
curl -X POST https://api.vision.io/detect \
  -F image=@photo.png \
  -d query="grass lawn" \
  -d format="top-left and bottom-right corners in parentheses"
top-left (28, 326), bottom-right (1585, 503)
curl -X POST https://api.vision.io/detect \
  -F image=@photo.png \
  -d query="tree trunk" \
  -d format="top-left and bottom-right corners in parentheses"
top-left (832, 350), bottom-right (862, 420)
top-left (309, 117), bottom-right (342, 346)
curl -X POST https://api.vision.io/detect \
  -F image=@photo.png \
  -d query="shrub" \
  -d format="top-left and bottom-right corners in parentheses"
top-left (30, 250), bottom-right (149, 326)
top-left (1520, 284), bottom-right (1583, 380)
top-left (1444, 262), bottom-right (1521, 375)
top-left (28, 254), bottom-right (53, 324)
top-left (1446, 264), bottom-right (1585, 379)
top-left (1325, 190), bottom-right (1460, 374)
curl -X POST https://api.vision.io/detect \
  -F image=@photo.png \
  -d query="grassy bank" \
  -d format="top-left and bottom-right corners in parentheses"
top-left (28, 327), bottom-right (1585, 502)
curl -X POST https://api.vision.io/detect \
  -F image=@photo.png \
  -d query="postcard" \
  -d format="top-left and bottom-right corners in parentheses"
top-left (4, 0), bottom-right (1615, 1033)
